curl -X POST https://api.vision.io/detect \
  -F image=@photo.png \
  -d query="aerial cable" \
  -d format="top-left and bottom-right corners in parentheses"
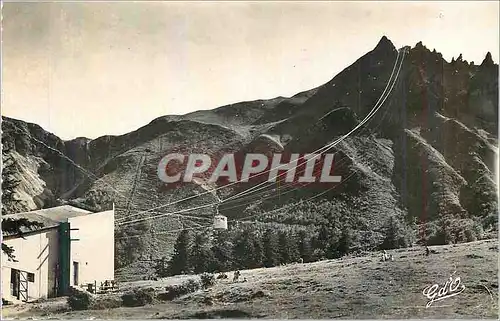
top-left (118, 47), bottom-right (406, 225)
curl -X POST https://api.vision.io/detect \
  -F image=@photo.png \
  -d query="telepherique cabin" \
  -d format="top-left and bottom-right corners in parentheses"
top-left (1, 205), bottom-right (115, 303)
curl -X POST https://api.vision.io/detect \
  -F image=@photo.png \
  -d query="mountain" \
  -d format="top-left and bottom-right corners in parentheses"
top-left (2, 36), bottom-right (498, 279)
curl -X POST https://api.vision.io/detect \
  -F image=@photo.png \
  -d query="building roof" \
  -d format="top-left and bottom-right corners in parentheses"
top-left (2, 205), bottom-right (93, 238)
top-left (26, 205), bottom-right (93, 222)
top-left (2, 212), bottom-right (59, 237)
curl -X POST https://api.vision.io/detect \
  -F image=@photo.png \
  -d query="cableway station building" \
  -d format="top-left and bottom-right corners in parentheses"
top-left (1, 205), bottom-right (115, 303)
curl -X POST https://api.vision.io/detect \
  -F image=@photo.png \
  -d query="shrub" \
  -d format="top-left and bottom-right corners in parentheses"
top-left (184, 279), bottom-right (201, 292)
top-left (121, 288), bottom-right (155, 307)
top-left (473, 220), bottom-right (485, 240)
top-left (426, 218), bottom-right (485, 245)
top-left (463, 229), bottom-right (476, 242)
top-left (482, 213), bottom-right (498, 230)
top-left (379, 216), bottom-right (415, 250)
top-left (91, 296), bottom-right (123, 310)
top-left (157, 286), bottom-right (188, 301)
top-left (200, 273), bottom-right (215, 288)
top-left (157, 278), bottom-right (201, 301)
top-left (312, 248), bottom-right (326, 261)
top-left (67, 290), bottom-right (92, 310)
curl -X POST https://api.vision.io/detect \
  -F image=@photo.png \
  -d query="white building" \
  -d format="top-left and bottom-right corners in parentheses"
top-left (1, 205), bottom-right (115, 303)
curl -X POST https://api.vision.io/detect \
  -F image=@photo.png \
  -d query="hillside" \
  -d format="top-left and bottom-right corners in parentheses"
top-left (1, 36), bottom-right (498, 278)
top-left (2, 240), bottom-right (498, 319)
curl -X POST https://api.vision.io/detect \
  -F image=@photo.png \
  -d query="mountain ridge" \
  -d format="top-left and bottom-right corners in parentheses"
top-left (2, 36), bottom-right (498, 278)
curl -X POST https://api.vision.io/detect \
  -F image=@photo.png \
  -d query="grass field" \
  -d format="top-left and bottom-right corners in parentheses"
top-left (2, 239), bottom-right (498, 320)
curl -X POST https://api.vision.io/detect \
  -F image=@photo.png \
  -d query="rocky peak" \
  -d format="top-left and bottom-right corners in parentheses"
top-left (413, 41), bottom-right (428, 52)
top-left (372, 35), bottom-right (396, 54)
top-left (410, 41), bottom-right (435, 59)
top-left (481, 52), bottom-right (495, 67)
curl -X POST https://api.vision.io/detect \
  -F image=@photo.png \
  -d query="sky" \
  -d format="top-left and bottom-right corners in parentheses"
top-left (2, 1), bottom-right (499, 140)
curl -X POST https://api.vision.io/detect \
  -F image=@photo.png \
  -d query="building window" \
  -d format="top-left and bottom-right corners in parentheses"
top-left (27, 272), bottom-right (35, 283)
top-left (11, 269), bottom-right (19, 297)
top-left (73, 262), bottom-right (79, 286)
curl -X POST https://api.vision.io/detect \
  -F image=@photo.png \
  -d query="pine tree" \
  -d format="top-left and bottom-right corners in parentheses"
top-left (278, 231), bottom-right (299, 264)
top-left (210, 230), bottom-right (232, 272)
top-left (190, 232), bottom-right (214, 274)
top-left (251, 234), bottom-right (264, 269)
top-left (335, 228), bottom-right (352, 257)
top-left (115, 221), bottom-right (149, 269)
top-left (154, 256), bottom-right (168, 277)
top-left (312, 225), bottom-right (335, 259)
top-left (2, 155), bottom-right (22, 215)
top-left (287, 232), bottom-right (300, 263)
top-left (2, 218), bottom-right (43, 261)
top-left (232, 228), bottom-right (255, 269)
top-left (167, 229), bottom-right (192, 276)
top-left (380, 215), bottom-right (415, 250)
top-left (297, 230), bottom-right (313, 263)
top-left (380, 216), bottom-right (401, 250)
top-left (262, 229), bottom-right (279, 267)
top-left (429, 216), bottom-right (452, 245)
top-left (314, 225), bottom-right (330, 250)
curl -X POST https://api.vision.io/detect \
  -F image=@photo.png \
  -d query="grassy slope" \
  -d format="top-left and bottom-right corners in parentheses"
top-left (3, 239), bottom-right (498, 319)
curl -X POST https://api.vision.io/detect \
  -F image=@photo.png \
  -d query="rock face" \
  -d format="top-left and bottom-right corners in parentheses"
top-left (2, 36), bottom-right (498, 276)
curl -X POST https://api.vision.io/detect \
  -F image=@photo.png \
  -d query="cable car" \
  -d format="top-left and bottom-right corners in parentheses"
top-left (213, 214), bottom-right (228, 230)
top-left (213, 204), bottom-right (228, 230)
top-left (193, 177), bottom-right (228, 230)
